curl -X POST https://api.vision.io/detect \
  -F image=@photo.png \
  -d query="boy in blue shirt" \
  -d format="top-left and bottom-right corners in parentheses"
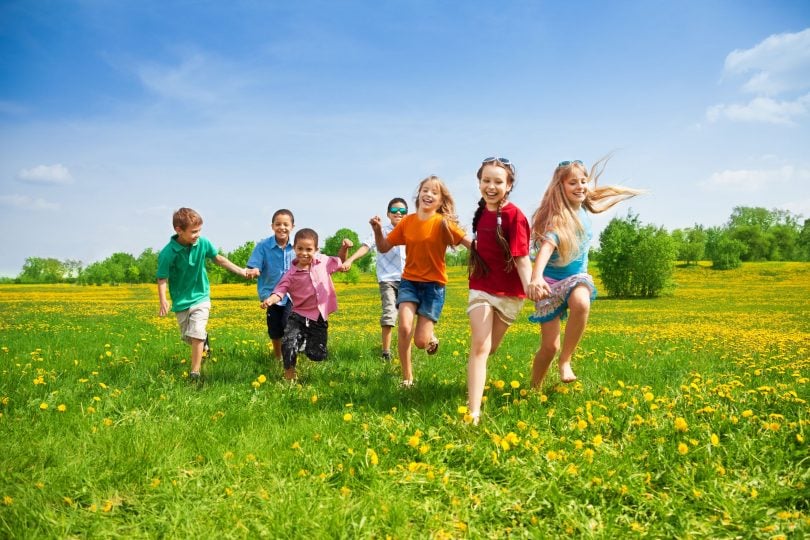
top-left (247, 209), bottom-right (295, 362)
top-left (157, 207), bottom-right (259, 382)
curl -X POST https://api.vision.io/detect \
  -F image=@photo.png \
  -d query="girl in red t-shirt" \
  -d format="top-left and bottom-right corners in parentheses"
top-left (465, 157), bottom-right (537, 424)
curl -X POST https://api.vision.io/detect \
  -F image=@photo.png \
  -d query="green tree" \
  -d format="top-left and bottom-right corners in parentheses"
top-left (18, 257), bottom-right (67, 283)
top-left (597, 213), bottom-right (675, 297)
top-left (218, 241), bottom-right (255, 284)
top-left (136, 249), bottom-right (158, 283)
top-left (324, 228), bottom-right (361, 284)
top-left (798, 218), bottom-right (810, 261)
top-left (705, 227), bottom-right (746, 270)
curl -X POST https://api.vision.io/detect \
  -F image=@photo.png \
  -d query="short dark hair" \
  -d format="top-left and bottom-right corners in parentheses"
top-left (387, 197), bottom-right (408, 211)
top-left (294, 228), bottom-right (318, 247)
top-left (272, 208), bottom-right (294, 225)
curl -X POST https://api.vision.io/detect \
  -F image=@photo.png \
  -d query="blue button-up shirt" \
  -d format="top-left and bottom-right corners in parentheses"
top-left (247, 236), bottom-right (295, 304)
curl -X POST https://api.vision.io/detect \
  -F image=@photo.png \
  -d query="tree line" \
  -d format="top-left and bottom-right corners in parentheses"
top-left (6, 207), bottom-right (810, 297)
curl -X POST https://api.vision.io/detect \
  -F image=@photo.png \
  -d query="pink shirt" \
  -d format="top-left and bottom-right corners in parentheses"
top-left (272, 253), bottom-right (342, 321)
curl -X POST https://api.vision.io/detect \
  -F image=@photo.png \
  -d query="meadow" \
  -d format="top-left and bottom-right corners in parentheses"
top-left (0, 263), bottom-right (808, 539)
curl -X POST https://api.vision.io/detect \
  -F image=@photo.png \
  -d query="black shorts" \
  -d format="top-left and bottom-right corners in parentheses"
top-left (266, 302), bottom-right (293, 340)
top-left (281, 313), bottom-right (328, 369)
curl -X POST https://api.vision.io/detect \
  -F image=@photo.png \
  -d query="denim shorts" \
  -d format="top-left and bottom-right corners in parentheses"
top-left (396, 279), bottom-right (446, 322)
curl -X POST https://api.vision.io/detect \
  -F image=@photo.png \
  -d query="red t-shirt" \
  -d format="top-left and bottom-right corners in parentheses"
top-left (468, 202), bottom-right (530, 297)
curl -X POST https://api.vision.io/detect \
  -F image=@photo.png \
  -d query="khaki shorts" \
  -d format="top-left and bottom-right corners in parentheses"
top-left (467, 290), bottom-right (524, 325)
top-left (175, 301), bottom-right (211, 344)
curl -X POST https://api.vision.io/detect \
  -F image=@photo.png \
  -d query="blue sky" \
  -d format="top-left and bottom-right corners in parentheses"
top-left (1, 0), bottom-right (809, 277)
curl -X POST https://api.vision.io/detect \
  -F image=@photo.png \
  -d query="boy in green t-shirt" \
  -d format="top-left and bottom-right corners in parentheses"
top-left (157, 207), bottom-right (259, 382)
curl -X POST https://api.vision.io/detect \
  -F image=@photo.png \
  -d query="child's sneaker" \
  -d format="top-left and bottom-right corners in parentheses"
top-left (381, 350), bottom-right (392, 362)
top-left (189, 371), bottom-right (202, 385)
top-left (203, 335), bottom-right (211, 357)
top-left (400, 379), bottom-right (414, 389)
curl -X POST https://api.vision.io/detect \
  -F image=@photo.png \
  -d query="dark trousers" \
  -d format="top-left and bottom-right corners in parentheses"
top-left (281, 313), bottom-right (328, 369)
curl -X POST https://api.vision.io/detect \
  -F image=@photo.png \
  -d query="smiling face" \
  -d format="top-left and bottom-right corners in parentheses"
top-left (175, 224), bottom-right (202, 246)
top-left (271, 213), bottom-right (294, 246)
top-left (387, 202), bottom-right (407, 225)
top-left (478, 164), bottom-right (511, 210)
top-left (416, 179), bottom-right (443, 214)
top-left (561, 165), bottom-right (589, 208)
top-left (293, 237), bottom-right (318, 268)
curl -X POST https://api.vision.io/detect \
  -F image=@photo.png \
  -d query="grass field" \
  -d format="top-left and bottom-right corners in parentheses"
top-left (1, 263), bottom-right (808, 538)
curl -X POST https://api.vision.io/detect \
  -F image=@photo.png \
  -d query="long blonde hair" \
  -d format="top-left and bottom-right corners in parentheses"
top-left (531, 156), bottom-right (643, 265)
top-left (415, 175), bottom-right (461, 227)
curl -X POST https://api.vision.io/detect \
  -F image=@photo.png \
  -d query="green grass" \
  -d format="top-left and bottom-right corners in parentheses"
top-left (0, 263), bottom-right (808, 538)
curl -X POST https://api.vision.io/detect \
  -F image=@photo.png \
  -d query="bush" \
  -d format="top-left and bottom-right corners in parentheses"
top-left (597, 213), bottom-right (675, 297)
top-left (706, 230), bottom-right (746, 270)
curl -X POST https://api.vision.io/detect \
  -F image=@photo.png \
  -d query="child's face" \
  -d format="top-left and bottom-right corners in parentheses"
top-left (293, 237), bottom-right (318, 267)
top-left (387, 202), bottom-right (407, 225)
top-left (562, 167), bottom-right (589, 207)
top-left (478, 164), bottom-right (511, 210)
top-left (175, 224), bottom-right (202, 246)
top-left (272, 214), bottom-right (294, 245)
top-left (417, 181), bottom-right (442, 212)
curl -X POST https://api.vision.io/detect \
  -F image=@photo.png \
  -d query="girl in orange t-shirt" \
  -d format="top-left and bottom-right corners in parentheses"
top-left (371, 175), bottom-right (471, 387)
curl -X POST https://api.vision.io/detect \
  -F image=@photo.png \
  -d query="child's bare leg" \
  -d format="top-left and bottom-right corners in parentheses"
top-left (531, 320), bottom-right (560, 389)
top-left (397, 303), bottom-right (417, 383)
top-left (467, 305), bottom-right (495, 419)
top-left (189, 337), bottom-right (205, 374)
top-left (558, 286), bottom-right (591, 383)
top-left (381, 325), bottom-right (393, 353)
top-left (412, 317), bottom-right (435, 350)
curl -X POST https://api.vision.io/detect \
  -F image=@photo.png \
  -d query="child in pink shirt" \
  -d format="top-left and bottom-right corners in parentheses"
top-left (261, 228), bottom-right (350, 381)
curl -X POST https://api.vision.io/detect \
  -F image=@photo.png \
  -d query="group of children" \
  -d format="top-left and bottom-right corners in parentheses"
top-left (157, 156), bottom-right (641, 423)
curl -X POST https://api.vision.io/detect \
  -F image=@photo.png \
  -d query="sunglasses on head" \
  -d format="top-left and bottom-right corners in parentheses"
top-left (388, 207), bottom-right (407, 215)
top-left (558, 160), bottom-right (583, 168)
top-left (482, 156), bottom-right (516, 174)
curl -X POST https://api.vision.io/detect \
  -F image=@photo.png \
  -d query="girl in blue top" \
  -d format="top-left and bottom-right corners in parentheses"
top-left (528, 157), bottom-right (642, 388)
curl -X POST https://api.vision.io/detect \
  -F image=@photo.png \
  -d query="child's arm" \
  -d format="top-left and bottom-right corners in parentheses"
top-left (338, 238), bottom-right (353, 262)
top-left (260, 293), bottom-right (282, 310)
top-left (341, 243), bottom-right (370, 271)
top-left (459, 235), bottom-right (473, 249)
top-left (514, 255), bottom-right (533, 296)
top-left (213, 254), bottom-right (255, 279)
top-left (369, 216), bottom-right (393, 253)
top-left (528, 241), bottom-right (554, 300)
top-left (157, 278), bottom-right (170, 316)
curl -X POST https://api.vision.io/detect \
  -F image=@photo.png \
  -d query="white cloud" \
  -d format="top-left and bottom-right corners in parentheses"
top-left (724, 28), bottom-right (810, 96)
top-left (17, 164), bottom-right (74, 185)
top-left (0, 194), bottom-right (59, 210)
top-left (709, 28), bottom-right (810, 124)
top-left (701, 165), bottom-right (810, 192)
top-left (706, 93), bottom-right (810, 125)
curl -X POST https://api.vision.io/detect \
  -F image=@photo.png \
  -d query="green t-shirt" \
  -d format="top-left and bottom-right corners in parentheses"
top-left (157, 235), bottom-right (218, 312)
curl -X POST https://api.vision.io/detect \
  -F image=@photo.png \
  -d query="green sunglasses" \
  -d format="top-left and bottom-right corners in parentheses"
top-left (558, 160), bottom-right (583, 168)
top-left (388, 207), bottom-right (407, 215)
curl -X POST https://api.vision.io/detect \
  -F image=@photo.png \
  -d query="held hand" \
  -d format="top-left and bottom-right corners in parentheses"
top-left (245, 268), bottom-right (260, 279)
top-left (340, 261), bottom-right (353, 272)
top-left (260, 298), bottom-right (270, 309)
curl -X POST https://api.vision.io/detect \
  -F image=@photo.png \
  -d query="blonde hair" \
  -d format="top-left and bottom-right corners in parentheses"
top-left (531, 156), bottom-right (643, 265)
top-left (415, 175), bottom-right (461, 227)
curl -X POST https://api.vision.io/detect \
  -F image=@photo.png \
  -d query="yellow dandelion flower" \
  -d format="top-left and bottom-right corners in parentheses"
top-left (291, 441), bottom-right (301, 450)
top-left (150, 478), bottom-right (161, 488)
top-left (674, 417), bottom-right (688, 432)
top-left (311, 394), bottom-right (318, 404)
top-left (457, 405), bottom-right (468, 415)
top-left (678, 442), bottom-right (689, 455)
top-left (343, 413), bottom-right (352, 422)
top-left (583, 448), bottom-right (595, 461)
top-left (517, 420), bottom-right (528, 431)
top-left (741, 410), bottom-right (753, 418)
top-left (2, 496), bottom-right (12, 506)
top-left (419, 444), bottom-right (430, 454)
top-left (592, 434), bottom-right (603, 447)
top-left (367, 448), bottom-right (379, 466)
top-left (710, 434), bottom-right (720, 446)
top-left (39, 403), bottom-right (48, 410)
top-left (577, 419), bottom-right (588, 431)
top-left (251, 381), bottom-right (260, 389)
top-left (510, 380), bottom-right (520, 389)
top-left (797, 434), bottom-right (804, 443)
top-left (643, 392), bottom-right (654, 402)
top-left (493, 380), bottom-right (505, 390)
top-left (57, 404), bottom-right (66, 412)
top-left (257, 374), bottom-right (267, 384)
top-left (408, 435), bottom-right (420, 448)
top-left (750, 487), bottom-right (758, 498)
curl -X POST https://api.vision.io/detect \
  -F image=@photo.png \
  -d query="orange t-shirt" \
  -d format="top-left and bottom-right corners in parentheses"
top-left (386, 213), bottom-right (466, 285)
